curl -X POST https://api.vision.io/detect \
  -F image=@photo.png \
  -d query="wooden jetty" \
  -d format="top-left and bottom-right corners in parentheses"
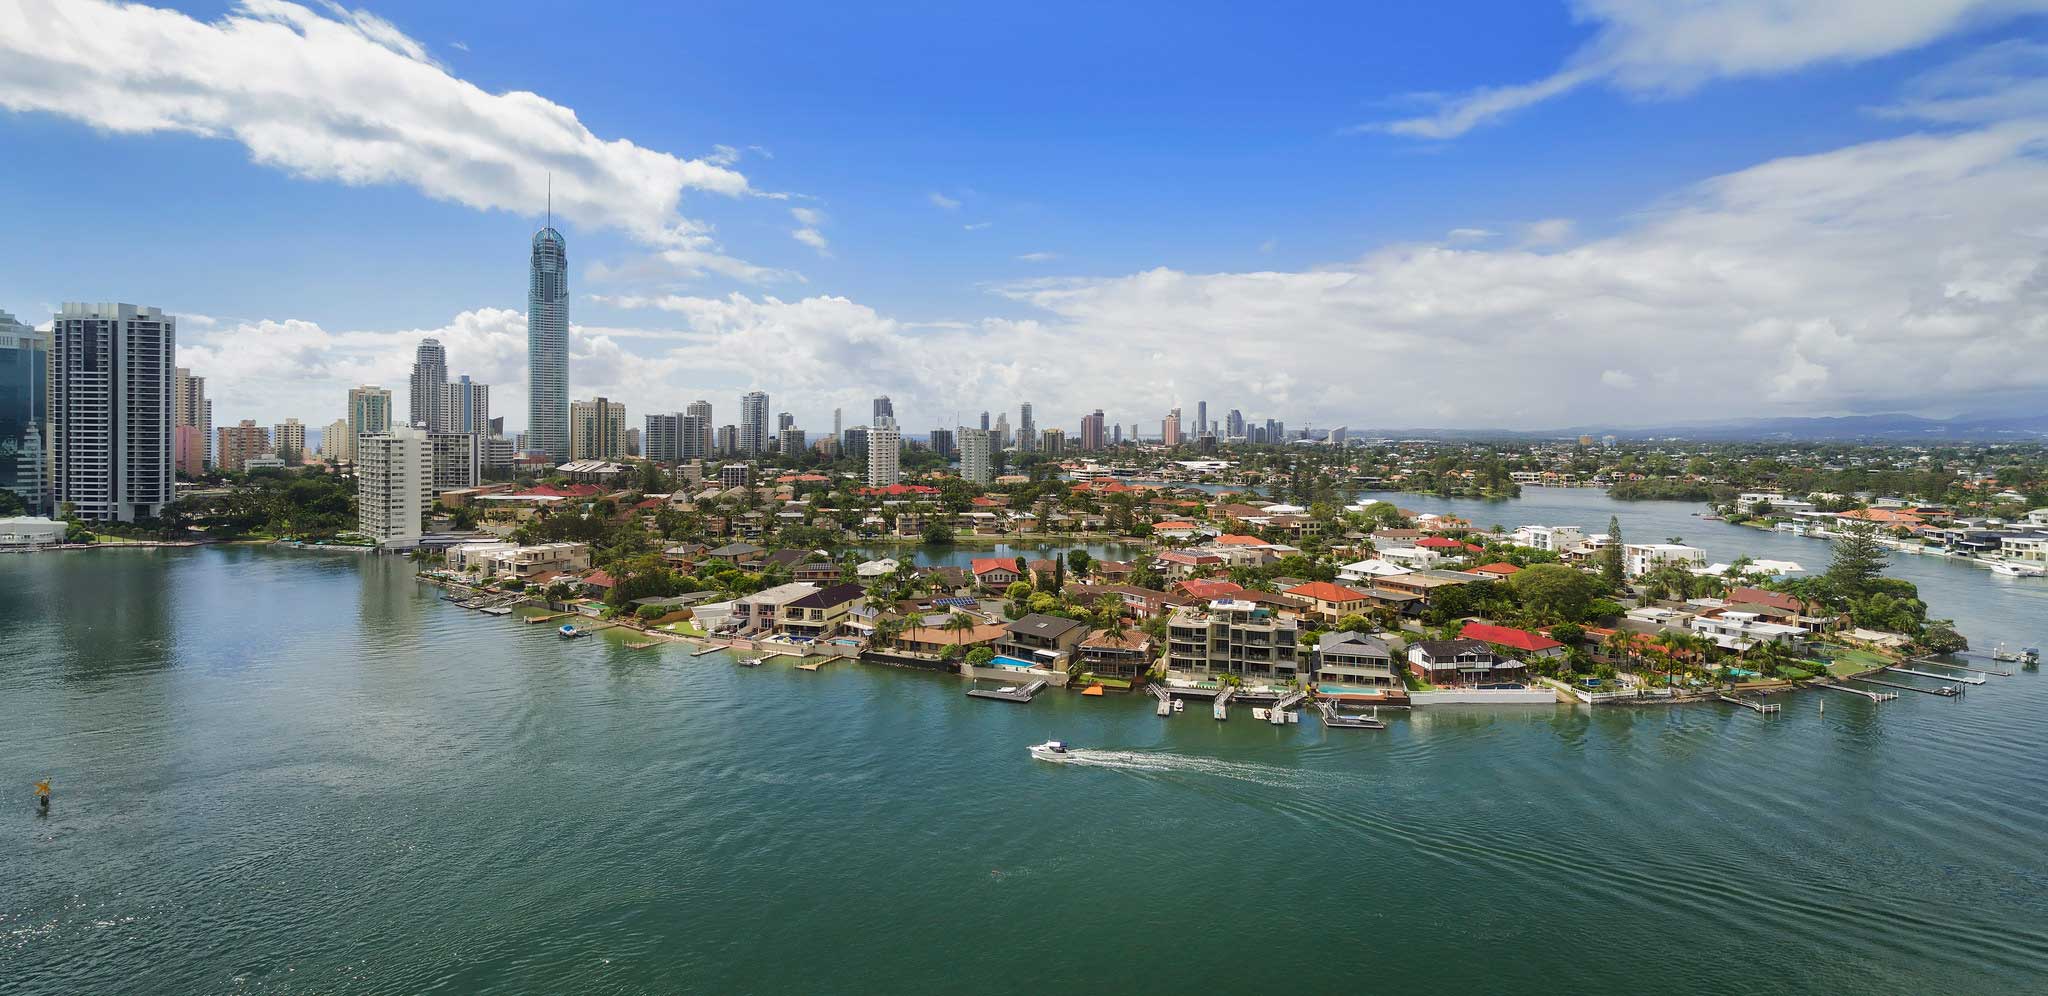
top-left (524, 611), bottom-right (575, 625)
top-left (1273, 690), bottom-right (1307, 711)
top-left (623, 639), bottom-right (661, 649)
top-left (967, 679), bottom-right (1046, 704)
top-left (1908, 656), bottom-right (2010, 678)
top-left (1889, 666), bottom-right (1985, 686)
top-left (690, 644), bottom-right (726, 657)
top-left (1717, 694), bottom-right (1781, 715)
top-left (1812, 681), bottom-right (1898, 703)
top-left (1852, 676), bottom-right (1956, 697)
top-left (1150, 683), bottom-right (1173, 716)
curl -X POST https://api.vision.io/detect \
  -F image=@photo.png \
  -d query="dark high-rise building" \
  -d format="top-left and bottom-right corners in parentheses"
top-left (928, 427), bottom-right (955, 459)
top-left (873, 396), bottom-right (894, 421)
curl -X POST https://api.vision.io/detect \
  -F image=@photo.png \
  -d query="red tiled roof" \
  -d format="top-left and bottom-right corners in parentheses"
top-left (1726, 586), bottom-right (1806, 613)
top-left (1154, 520), bottom-right (1199, 530)
top-left (1285, 581), bottom-right (1371, 602)
top-left (1460, 622), bottom-right (1563, 653)
top-left (971, 558), bottom-right (1019, 576)
top-left (581, 570), bottom-right (617, 588)
top-left (1176, 579), bottom-right (1244, 599)
top-left (1416, 536), bottom-right (1469, 548)
top-left (1472, 562), bottom-right (1522, 576)
top-left (1214, 534), bottom-right (1266, 546)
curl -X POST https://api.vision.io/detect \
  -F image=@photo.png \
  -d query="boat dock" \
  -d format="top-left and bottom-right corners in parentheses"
top-left (1910, 655), bottom-right (2012, 677)
top-left (690, 644), bottom-right (726, 657)
top-left (1273, 690), bottom-right (1306, 711)
top-left (1889, 666), bottom-right (1985, 686)
top-left (1150, 683), bottom-right (1172, 716)
top-left (1852, 676), bottom-right (1957, 697)
top-left (1314, 699), bottom-right (1387, 729)
top-left (524, 611), bottom-right (575, 625)
top-left (967, 679), bottom-right (1047, 703)
top-left (1213, 686), bottom-right (1235, 721)
top-left (1812, 681), bottom-right (1899, 703)
top-left (1717, 694), bottom-right (1781, 715)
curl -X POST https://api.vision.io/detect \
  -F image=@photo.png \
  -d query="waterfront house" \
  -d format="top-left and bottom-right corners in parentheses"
top-left (1284, 581), bottom-right (1373, 623)
top-left (1406, 639), bottom-right (1525, 687)
top-left (998, 613), bottom-right (1090, 667)
top-left (1722, 587), bottom-right (1835, 632)
top-left (1688, 610), bottom-right (1806, 652)
top-left (1459, 622), bottom-right (1566, 661)
top-left (450, 541), bottom-right (592, 580)
top-left (971, 557), bottom-right (1023, 589)
top-left (1079, 628), bottom-right (1155, 681)
top-left (1165, 599), bottom-right (1302, 680)
top-left (794, 561), bottom-right (842, 584)
top-left (733, 582), bottom-right (819, 634)
top-left (1470, 562), bottom-right (1522, 579)
top-left (894, 619), bottom-right (1007, 656)
top-left (1314, 631), bottom-right (1398, 688)
top-left (1174, 578), bottom-right (1245, 601)
top-left (777, 583), bottom-right (868, 639)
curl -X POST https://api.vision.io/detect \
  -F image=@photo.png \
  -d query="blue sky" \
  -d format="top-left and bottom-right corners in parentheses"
top-left (3, 1), bottom-right (2045, 435)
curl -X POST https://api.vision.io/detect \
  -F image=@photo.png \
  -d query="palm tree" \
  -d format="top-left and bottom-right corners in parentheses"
top-left (941, 611), bottom-right (978, 650)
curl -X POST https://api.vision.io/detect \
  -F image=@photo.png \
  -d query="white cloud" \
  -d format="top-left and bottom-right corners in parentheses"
top-left (1877, 39), bottom-right (2048, 123)
top-left (449, 39), bottom-right (468, 52)
top-left (1015, 251), bottom-right (1060, 262)
top-left (793, 228), bottom-right (830, 253)
top-left (176, 121), bottom-right (2048, 434)
top-left (0, 0), bottom-right (758, 252)
top-left (1520, 218), bottom-right (1576, 246)
top-left (1445, 228), bottom-right (1495, 243)
top-left (1372, 0), bottom-right (2046, 138)
top-left (963, 221), bottom-right (993, 231)
top-left (928, 192), bottom-right (961, 211)
top-left (791, 206), bottom-right (825, 226)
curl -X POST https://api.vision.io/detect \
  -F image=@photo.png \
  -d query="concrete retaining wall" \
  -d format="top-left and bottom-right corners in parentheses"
top-left (1409, 687), bottom-right (1562, 705)
top-left (963, 664), bottom-right (1070, 687)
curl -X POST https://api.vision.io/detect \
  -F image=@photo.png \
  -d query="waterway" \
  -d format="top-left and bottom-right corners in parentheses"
top-left (3, 489), bottom-right (2044, 994)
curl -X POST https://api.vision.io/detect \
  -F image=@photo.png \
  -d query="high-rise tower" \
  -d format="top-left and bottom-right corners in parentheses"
top-left (51, 303), bottom-right (174, 522)
top-left (410, 337), bottom-right (448, 430)
top-left (528, 218), bottom-right (570, 462)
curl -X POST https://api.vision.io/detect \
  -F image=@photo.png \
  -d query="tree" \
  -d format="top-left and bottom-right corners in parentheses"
top-left (1918, 618), bottom-right (1968, 655)
top-left (1508, 563), bottom-right (1595, 623)
top-left (922, 522), bottom-right (956, 545)
top-left (1601, 515), bottom-right (1625, 590)
top-left (1065, 549), bottom-right (1092, 578)
top-left (965, 646), bottom-right (996, 667)
top-left (941, 610), bottom-right (980, 649)
top-left (1825, 525), bottom-right (1891, 602)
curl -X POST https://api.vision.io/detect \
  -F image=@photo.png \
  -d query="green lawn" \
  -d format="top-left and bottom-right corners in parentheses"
top-left (659, 620), bottom-right (707, 637)
top-left (1812, 645), bottom-right (1893, 678)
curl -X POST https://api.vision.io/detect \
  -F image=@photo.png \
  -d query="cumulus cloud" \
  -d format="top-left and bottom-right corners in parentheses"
top-left (181, 122), bottom-right (2048, 435)
top-left (0, 0), bottom-right (760, 255)
top-left (788, 207), bottom-right (830, 254)
top-left (1372, 0), bottom-right (2046, 138)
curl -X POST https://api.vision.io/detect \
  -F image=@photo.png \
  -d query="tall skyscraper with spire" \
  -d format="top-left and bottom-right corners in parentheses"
top-left (527, 195), bottom-right (570, 462)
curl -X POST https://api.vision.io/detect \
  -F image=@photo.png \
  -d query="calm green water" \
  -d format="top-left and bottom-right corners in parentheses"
top-left (5, 491), bottom-right (2046, 994)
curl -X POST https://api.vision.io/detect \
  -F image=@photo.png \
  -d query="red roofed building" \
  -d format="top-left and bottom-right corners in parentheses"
top-left (1471, 562), bottom-right (1522, 578)
top-left (515, 483), bottom-right (604, 499)
top-left (1284, 581), bottom-right (1373, 623)
top-left (1214, 534), bottom-right (1267, 546)
top-left (1417, 536), bottom-right (1481, 552)
top-left (579, 569), bottom-right (617, 596)
top-left (971, 558), bottom-right (1024, 588)
top-left (1175, 578), bottom-right (1245, 600)
top-left (1460, 622), bottom-right (1566, 659)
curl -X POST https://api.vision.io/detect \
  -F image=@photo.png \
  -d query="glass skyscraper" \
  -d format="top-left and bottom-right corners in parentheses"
top-left (0, 309), bottom-right (47, 512)
top-left (527, 225), bottom-right (569, 462)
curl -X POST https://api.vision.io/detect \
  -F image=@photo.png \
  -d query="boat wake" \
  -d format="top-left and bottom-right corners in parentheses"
top-left (1054, 749), bottom-right (1313, 787)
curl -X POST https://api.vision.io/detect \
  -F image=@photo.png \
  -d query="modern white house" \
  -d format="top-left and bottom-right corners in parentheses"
top-left (1624, 543), bottom-right (1706, 577)
top-left (1511, 524), bottom-right (1586, 554)
top-left (1689, 611), bottom-right (1807, 651)
top-left (2001, 535), bottom-right (2048, 565)
top-left (1338, 558), bottom-right (1413, 582)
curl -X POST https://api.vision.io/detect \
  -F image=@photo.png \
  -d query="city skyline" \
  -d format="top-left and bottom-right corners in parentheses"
top-left (4, 2), bottom-right (2048, 432)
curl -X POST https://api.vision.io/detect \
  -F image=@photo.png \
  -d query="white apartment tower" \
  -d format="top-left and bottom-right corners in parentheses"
top-left (866, 415), bottom-right (901, 487)
top-left (959, 427), bottom-right (992, 485)
top-left (357, 425), bottom-right (430, 546)
top-left (51, 303), bottom-right (175, 522)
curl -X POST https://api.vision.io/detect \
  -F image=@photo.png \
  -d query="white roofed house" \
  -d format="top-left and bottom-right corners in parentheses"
top-left (1338, 558), bottom-right (1413, 583)
top-left (732, 582), bottom-right (818, 635)
top-left (1688, 611), bottom-right (1807, 652)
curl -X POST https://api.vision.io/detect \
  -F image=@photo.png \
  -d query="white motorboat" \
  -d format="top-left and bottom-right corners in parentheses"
top-left (1172, 699), bottom-right (1185, 713)
top-left (1028, 739), bottom-right (1078, 763)
top-left (1989, 562), bottom-right (2045, 578)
